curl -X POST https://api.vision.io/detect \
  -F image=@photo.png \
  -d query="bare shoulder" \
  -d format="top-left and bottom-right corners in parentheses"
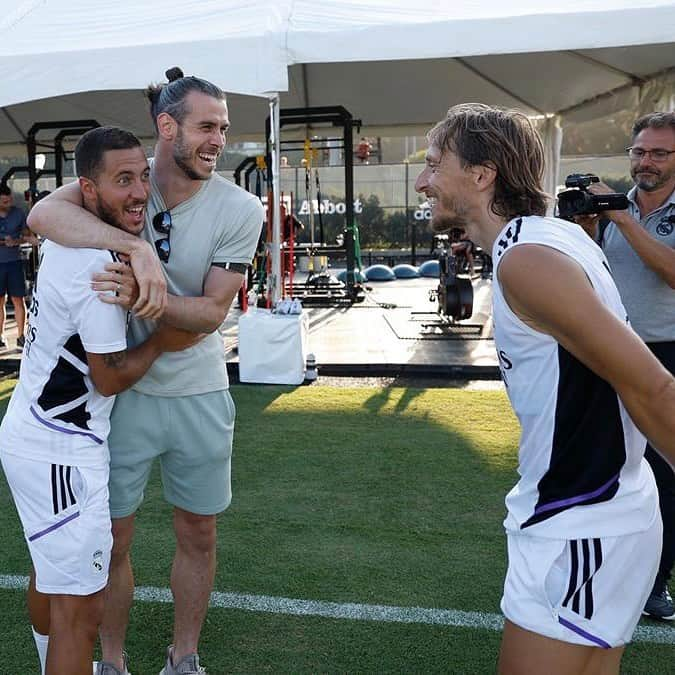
top-left (498, 244), bottom-right (593, 329)
top-left (498, 244), bottom-right (647, 375)
top-left (498, 243), bottom-right (586, 287)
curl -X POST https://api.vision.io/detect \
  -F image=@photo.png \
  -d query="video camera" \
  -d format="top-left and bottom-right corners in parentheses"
top-left (557, 174), bottom-right (629, 220)
top-left (429, 234), bottom-right (473, 321)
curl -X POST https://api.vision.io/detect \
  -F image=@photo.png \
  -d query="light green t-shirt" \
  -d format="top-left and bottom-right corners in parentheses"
top-left (128, 170), bottom-right (264, 396)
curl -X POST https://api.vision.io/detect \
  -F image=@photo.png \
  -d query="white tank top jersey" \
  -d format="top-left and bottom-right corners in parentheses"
top-left (0, 241), bottom-right (128, 467)
top-left (491, 215), bottom-right (658, 539)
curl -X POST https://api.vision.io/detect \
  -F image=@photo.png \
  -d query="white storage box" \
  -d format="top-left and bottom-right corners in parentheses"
top-left (238, 309), bottom-right (309, 385)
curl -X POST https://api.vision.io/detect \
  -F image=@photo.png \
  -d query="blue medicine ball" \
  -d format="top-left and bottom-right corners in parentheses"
top-left (419, 260), bottom-right (440, 278)
top-left (393, 264), bottom-right (420, 279)
top-left (364, 264), bottom-right (396, 281)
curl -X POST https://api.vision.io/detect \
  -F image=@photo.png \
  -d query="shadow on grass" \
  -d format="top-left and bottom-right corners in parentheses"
top-left (363, 385), bottom-right (426, 415)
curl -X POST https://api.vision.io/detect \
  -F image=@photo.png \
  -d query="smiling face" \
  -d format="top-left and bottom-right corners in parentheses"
top-left (415, 143), bottom-right (474, 234)
top-left (630, 126), bottom-right (675, 193)
top-left (80, 147), bottom-right (150, 234)
top-left (170, 91), bottom-right (229, 181)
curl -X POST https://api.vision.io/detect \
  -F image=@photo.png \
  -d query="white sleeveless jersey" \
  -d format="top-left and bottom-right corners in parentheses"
top-left (0, 241), bottom-right (127, 467)
top-left (491, 216), bottom-right (657, 539)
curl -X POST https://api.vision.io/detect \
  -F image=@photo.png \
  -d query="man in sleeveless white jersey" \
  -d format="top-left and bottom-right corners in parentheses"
top-left (0, 126), bottom-right (197, 675)
top-left (415, 103), bottom-right (675, 675)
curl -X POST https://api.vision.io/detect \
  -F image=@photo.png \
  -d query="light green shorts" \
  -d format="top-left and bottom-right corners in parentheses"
top-left (107, 388), bottom-right (235, 518)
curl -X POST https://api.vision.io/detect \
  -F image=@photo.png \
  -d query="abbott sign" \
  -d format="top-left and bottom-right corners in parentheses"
top-left (299, 198), bottom-right (363, 215)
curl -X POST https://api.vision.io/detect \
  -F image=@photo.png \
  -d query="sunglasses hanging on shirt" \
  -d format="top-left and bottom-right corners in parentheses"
top-left (152, 210), bottom-right (172, 262)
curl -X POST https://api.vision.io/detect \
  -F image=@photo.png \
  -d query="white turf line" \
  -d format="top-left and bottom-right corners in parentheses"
top-left (1, 574), bottom-right (674, 646)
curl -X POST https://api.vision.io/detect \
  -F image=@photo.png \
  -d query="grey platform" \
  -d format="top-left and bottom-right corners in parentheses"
top-left (221, 275), bottom-right (499, 379)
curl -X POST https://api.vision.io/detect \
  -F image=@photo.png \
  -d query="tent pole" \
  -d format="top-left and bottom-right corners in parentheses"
top-left (269, 95), bottom-right (282, 306)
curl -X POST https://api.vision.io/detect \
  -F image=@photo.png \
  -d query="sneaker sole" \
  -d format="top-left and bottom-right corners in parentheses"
top-left (158, 666), bottom-right (204, 674)
top-left (93, 662), bottom-right (133, 675)
top-left (641, 610), bottom-right (675, 620)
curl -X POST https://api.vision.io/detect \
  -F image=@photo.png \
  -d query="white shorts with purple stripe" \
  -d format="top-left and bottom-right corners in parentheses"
top-left (501, 514), bottom-right (662, 648)
top-left (0, 451), bottom-right (112, 595)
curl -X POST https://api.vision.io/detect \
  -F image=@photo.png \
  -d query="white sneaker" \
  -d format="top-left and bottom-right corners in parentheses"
top-left (159, 645), bottom-right (206, 674)
top-left (290, 298), bottom-right (303, 314)
top-left (93, 652), bottom-right (132, 674)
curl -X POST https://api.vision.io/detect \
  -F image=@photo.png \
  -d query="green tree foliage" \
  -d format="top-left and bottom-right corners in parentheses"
top-left (292, 193), bottom-right (434, 250)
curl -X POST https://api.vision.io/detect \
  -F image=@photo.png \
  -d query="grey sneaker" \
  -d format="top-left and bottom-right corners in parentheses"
top-left (642, 584), bottom-right (675, 621)
top-left (159, 645), bottom-right (206, 674)
top-left (93, 652), bottom-right (132, 674)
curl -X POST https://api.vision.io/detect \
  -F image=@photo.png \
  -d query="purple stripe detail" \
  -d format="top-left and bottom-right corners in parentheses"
top-left (28, 510), bottom-right (80, 541)
top-left (30, 406), bottom-right (103, 445)
top-left (558, 616), bottom-right (611, 649)
top-left (534, 473), bottom-right (620, 516)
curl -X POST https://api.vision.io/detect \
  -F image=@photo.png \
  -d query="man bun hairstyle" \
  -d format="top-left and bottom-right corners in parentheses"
top-left (165, 66), bottom-right (184, 82)
top-left (428, 103), bottom-right (549, 220)
top-left (75, 126), bottom-right (142, 181)
top-left (146, 66), bottom-right (226, 133)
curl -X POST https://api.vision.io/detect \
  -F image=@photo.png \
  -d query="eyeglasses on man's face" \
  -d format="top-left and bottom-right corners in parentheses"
top-left (152, 210), bottom-right (171, 263)
top-left (626, 147), bottom-right (675, 162)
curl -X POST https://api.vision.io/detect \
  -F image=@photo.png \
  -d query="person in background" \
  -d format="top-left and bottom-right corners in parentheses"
top-left (0, 183), bottom-right (37, 348)
top-left (575, 111), bottom-right (675, 621)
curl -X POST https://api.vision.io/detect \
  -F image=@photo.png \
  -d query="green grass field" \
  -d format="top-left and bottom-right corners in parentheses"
top-left (0, 380), bottom-right (673, 673)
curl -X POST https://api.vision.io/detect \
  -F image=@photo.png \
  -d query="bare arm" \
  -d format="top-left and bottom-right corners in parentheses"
top-left (162, 266), bottom-right (244, 333)
top-left (29, 182), bottom-right (135, 250)
top-left (499, 244), bottom-right (675, 467)
top-left (28, 183), bottom-right (167, 318)
top-left (588, 182), bottom-right (675, 287)
top-left (87, 324), bottom-right (203, 397)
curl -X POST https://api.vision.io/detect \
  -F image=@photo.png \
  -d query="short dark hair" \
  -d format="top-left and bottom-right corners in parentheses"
top-left (146, 66), bottom-right (226, 133)
top-left (428, 103), bottom-right (549, 220)
top-left (632, 112), bottom-right (675, 140)
top-left (0, 184), bottom-right (11, 197)
top-left (74, 126), bottom-right (143, 180)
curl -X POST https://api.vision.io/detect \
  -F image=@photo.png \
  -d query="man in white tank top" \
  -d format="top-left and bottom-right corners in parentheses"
top-left (415, 103), bottom-right (675, 675)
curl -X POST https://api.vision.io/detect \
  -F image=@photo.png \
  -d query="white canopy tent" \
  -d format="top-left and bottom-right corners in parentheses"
top-left (1, 1), bottom-right (674, 143)
top-left (1, 0), bottom-right (674, 300)
top-left (0, 1), bottom-right (287, 104)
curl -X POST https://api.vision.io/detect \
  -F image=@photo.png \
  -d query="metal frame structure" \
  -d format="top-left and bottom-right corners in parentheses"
top-left (265, 106), bottom-right (364, 305)
top-left (25, 119), bottom-right (100, 192)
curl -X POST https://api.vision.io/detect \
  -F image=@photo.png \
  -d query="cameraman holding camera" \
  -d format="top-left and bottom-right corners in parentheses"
top-left (575, 111), bottom-right (675, 621)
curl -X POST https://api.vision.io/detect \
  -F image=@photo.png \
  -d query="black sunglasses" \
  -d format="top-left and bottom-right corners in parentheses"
top-left (152, 210), bottom-right (172, 262)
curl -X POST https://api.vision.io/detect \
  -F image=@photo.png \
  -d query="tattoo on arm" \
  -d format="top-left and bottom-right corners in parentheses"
top-left (103, 350), bottom-right (127, 368)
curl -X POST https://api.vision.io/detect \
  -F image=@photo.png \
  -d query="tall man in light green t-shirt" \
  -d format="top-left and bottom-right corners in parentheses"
top-left (28, 68), bottom-right (264, 675)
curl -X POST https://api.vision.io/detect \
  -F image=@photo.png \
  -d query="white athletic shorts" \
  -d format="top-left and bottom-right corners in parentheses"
top-left (501, 514), bottom-right (662, 649)
top-left (0, 451), bottom-right (112, 595)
